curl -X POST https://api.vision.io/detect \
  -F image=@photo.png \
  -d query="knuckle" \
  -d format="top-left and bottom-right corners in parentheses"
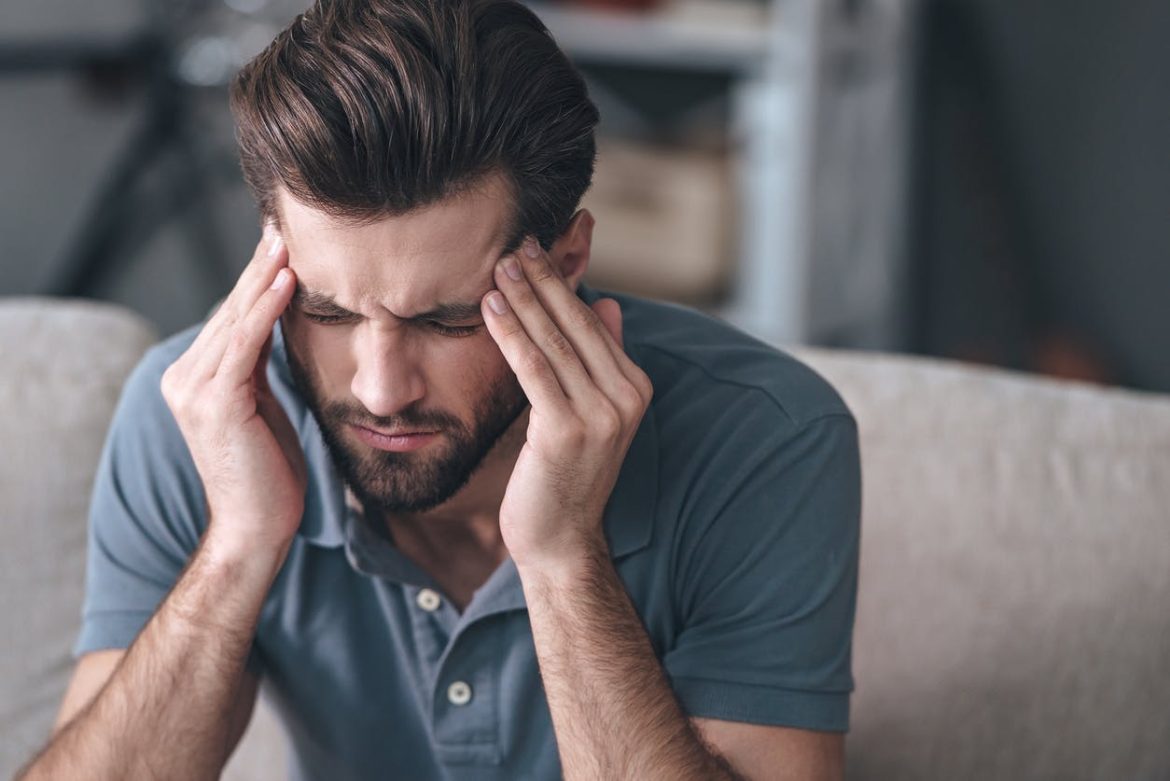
top-left (543, 328), bottom-right (574, 359)
top-left (211, 373), bottom-right (233, 397)
top-left (512, 283), bottom-right (538, 309)
top-left (526, 258), bottom-right (556, 284)
top-left (636, 370), bottom-right (654, 399)
top-left (555, 418), bottom-right (587, 447)
top-left (520, 348), bottom-right (548, 377)
top-left (595, 404), bottom-right (622, 437)
top-left (499, 317), bottom-right (524, 338)
top-left (569, 304), bottom-right (599, 332)
top-left (614, 381), bottom-right (644, 414)
top-left (215, 304), bottom-right (240, 331)
top-left (160, 365), bottom-right (178, 398)
top-left (160, 364), bottom-right (192, 410)
top-left (227, 327), bottom-right (251, 357)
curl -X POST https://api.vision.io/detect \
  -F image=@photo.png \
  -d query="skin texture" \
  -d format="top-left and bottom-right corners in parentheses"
top-left (27, 173), bottom-right (844, 779)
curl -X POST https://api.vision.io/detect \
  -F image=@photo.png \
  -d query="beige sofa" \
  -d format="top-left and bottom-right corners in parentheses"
top-left (2, 298), bottom-right (1168, 779)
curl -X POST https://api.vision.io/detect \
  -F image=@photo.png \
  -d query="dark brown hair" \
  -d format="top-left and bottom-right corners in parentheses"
top-left (229, 0), bottom-right (599, 252)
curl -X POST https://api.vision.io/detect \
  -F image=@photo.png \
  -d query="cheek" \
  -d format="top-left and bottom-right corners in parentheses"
top-left (431, 333), bottom-right (510, 394)
top-left (283, 317), bottom-right (353, 392)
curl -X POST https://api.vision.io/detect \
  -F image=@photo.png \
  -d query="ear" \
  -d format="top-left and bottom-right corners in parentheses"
top-left (548, 209), bottom-right (595, 289)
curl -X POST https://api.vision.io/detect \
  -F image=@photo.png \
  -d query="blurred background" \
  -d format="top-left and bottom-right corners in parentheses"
top-left (1, 0), bottom-right (1167, 391)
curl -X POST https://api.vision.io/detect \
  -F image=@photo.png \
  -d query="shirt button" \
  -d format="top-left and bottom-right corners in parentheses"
top-left (416, 588), bottom-right (442, 612)
top-left (447, 681), bottom-right (473, 706)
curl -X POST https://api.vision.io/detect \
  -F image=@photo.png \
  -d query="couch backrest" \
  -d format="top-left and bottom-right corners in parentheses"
top-left (795, 347), bottom-right (1170, 780)
top-left (0, 298), bottom-right (158, 777)
top-left (3, 301), bottom-right (1166, 781)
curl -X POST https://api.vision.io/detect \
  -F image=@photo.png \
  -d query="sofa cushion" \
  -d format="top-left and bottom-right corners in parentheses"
top-left (0, 298), bottom-right (156, 776)
top-left (796, 348), bottom-right (1170, 780)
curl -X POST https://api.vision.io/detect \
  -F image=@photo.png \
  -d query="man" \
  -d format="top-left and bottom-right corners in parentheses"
top-left (20, 0), bottom-right (860, 778)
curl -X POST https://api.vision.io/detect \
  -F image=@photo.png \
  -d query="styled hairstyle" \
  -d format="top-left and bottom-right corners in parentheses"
top-left (229, 0), bottom-right (599, 252)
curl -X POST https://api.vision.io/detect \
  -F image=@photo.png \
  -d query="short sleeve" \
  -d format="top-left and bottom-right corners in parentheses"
top-left (662, 413), bottom-right (861, 732)
top-left (72, 336), bottom-right (208, 658)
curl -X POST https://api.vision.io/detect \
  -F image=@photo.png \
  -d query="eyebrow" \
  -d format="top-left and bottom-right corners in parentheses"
top-left (292, 284), bottom-right (485, 322)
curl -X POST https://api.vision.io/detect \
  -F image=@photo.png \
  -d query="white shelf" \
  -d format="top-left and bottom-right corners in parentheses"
top-left (528, 1), bottom-right (771, 73)
top-left (527, 0), bottom-right (911, 347)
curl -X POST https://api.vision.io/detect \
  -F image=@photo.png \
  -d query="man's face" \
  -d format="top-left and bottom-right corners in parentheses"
top-left (275, 175), bottom-right (528, 516)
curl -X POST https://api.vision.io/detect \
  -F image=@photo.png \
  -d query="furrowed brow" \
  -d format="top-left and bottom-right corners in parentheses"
top-left (292, 284), bottom-right (484, 322)
top-left (292, 285), bottom-right (354, 315)
top-left (413, 300), bottom-right (486, 322)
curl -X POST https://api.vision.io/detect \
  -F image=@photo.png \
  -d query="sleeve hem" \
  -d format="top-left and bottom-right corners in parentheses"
top-left (668, 675), bottom-right (850, 733)
top-left (73, 611), bottom-right (154, 658)
top-left (75, 611), bottom-right (265, 676)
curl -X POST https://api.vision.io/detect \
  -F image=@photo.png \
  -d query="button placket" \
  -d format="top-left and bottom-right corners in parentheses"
top-left (408, 586), bottom-right (452, 673)
top-left (432, 621), bottom-right (501, 759)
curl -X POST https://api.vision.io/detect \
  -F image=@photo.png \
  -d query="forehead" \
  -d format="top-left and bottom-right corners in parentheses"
top-left (274, 175), bottom-right (514, 316)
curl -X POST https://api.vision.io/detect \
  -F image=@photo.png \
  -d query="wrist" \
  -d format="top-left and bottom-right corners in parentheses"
top-left (513, 535), bottom-right (610, 587)
top-left (199, 528), bottom-right (291, 583)
top-left (158, 532), bottom-right (288, 638)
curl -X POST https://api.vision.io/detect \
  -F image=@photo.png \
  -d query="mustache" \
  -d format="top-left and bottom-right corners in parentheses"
top-left (322, 401), bottom-right (462, 433)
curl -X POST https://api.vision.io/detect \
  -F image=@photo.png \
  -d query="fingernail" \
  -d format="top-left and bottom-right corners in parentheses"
top-left (501, 257), bottom-right (523, 281)
top-left (271, 268), bottom-right (289, 289)
top-left (268, 235), bottom-right (283, 257)
top-left (523, 238), bottom-right (540, 258)
top-left (486, 291), bottom-right (508, 314)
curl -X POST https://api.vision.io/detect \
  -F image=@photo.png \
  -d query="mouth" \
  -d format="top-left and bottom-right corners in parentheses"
top-left (349, 424), bottom-right (439, 453)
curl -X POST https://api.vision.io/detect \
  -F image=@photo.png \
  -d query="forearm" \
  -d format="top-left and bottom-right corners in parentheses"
top-left (519, 544), bottom-right (742, 780)
top-left (19, 535), bottom-right (284, 781)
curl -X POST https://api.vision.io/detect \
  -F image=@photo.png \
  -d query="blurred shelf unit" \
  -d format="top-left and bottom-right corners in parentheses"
top-left (527, 0), bottom-right (770, 73)
top-left (531, 0), bottom-right (914, 348)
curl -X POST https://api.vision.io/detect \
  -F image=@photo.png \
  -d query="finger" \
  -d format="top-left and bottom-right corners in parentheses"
top-left (252, 329), bottom-right (275, 396)
top-left (186, 223), bottom-right (283, 345)
top-left (493, 254), bottom-right (599, 402)
top-left (588, 296), bottom-right (654, 410)
top-left (252, 330), bottom-right (304, 482)
top-left (191, 228), bottom-right (288, 380)
top-left (512, 240), bottom-right (641, 398)
top-left (193, 223), bottom-right (284, 347)
top-left (224, 223), bottom-right (288, 319)
top-left (481, 288), bottom-right (573, 416)
top-left (217, 266), bottom-right (297, 385)
top-left (592, 298), bottom-right (624, 349)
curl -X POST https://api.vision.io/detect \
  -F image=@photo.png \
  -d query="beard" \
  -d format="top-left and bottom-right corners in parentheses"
top-left (283, 333), bottom-right (528, 516)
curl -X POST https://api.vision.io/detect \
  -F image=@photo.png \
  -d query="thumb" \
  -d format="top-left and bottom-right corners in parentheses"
top-left (592, 298), bottom-right (623, 348)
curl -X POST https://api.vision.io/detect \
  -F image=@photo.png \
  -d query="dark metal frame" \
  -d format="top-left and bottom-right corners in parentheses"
top-left (0, 2), bottom-right (238, 298)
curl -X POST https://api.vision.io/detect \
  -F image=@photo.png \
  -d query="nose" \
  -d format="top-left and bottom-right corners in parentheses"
top-left (349, 325), bottom-right (427, 419)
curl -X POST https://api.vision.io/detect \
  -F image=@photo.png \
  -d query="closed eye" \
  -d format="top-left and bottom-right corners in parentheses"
top-left (303, 310), bottom-right (480, 337)
top-left (423, 320), bottom-right (482, 338)
top-left (302, 310), bottom-right (358, 325)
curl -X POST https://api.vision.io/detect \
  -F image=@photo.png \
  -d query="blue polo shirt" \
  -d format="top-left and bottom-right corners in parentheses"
top-left (75, 285), bottom-right (861, 780)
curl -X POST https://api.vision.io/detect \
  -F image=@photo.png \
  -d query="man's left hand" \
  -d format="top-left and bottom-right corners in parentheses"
top-left (481, 238), bottom-right (653, 573)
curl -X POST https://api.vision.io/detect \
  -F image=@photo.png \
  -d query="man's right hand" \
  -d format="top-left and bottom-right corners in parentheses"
top-left (160, 224), bottom-right (304, 560)
top-left (20, 226), bottom-right (302, 781)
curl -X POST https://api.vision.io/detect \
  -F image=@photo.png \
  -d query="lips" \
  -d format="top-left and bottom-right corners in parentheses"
top-left (349, 424), bottom-right (439, 453)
